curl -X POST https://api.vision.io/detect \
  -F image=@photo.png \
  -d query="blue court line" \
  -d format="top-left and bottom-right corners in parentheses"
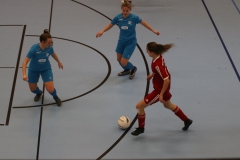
top-left (232, 0), bottom-right (240, 14)
top-left (202, 0), bottom-right (240, 82)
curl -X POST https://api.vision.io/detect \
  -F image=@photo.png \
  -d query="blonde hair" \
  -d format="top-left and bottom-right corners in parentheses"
top-left (121, 1), bottom-right (133, 10)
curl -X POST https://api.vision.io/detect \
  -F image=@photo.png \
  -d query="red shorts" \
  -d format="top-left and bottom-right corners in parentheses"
top-left (144, 89), bottom-right (172, 105)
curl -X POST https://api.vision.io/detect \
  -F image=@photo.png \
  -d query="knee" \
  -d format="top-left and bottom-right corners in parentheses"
top-left (46, 86), bottom-right (54, 93)
top-left (117, 57), bottom-right (121, 63)
top-left (30, 86), bottom-right (37, 92)
top-left (120, 60), bottom-right (128, 67)
top-left (29, 84), bottom-right (37, 92)
top-left (136, 104), bottom-right (142, 110)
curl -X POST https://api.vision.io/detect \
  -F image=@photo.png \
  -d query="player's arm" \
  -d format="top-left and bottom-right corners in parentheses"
top-left (140, 20), bottom-right (160, 35)
top-left (22, 57), bottom-right (30, 81)
top-left (159, 77), bottom-right (170, 103)
top-left (160, 77), bottom-right (170, 96)
top-left (147, 73), bottom-right (154, 81)
top-left (51, 53), bottom-right (63, 69)
top-left (96, 23), bottom-right (114, 38)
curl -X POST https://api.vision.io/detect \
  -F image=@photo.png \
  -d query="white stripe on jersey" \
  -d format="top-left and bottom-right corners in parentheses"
top-left (155, 66), bottom-right (163, 79)
top-left (155, 65), bottom-right (169, 80)
top-left (153, 55), bottom-right (160, 63)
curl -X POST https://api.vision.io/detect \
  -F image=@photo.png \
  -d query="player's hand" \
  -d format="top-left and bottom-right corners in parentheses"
top-left (58, 62), bottom-right (63, 69)
top-left (23, 75), bottom-right (28, 81)
top-left (159, 94), bottom-right (165, 103)
top-left (153, 30), bottom-right (160, 35)
top-left (147, 73), bottom-right (154, 81)
top-left (96, 31), bottom-right (103, 38)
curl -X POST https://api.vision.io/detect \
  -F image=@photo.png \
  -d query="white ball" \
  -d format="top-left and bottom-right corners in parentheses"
top-left (118, 116), bottom-right (131, 129)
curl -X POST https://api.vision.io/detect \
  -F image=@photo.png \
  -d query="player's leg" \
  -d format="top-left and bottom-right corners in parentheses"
top-left (131, 99), bottom-right (147, 136)
top-left (116, 40), bottom-right (131, 76)
top-left (28, 69), bottom-right (42, 102)
top-left (163, 100), bottom-right (192, 130)
top-left (117, 53), bottom-right (131, 75)
top-left (131, 90), bottom-right (159, 136)
top-left (122, 39), bottom-right (137, 79)
top-left (42, 69), bottom-right (62, 106)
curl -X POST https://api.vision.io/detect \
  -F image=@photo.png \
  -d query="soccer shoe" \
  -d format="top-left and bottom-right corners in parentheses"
top-left (129, 66), bottom-right (137, 79)
top-left (34, 93), bottom-right (42, 102)
top-left (54, 96), bottom-right (62, 107)
top-left (182, 119), bottom-right (193, 131)
top-left (118, 69), bottom-right (131, 76)
top-left (131, 127), bottom-right (144, 136)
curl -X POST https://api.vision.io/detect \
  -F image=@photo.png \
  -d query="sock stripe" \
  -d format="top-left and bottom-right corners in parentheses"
top-left (173, 106), bottom-right (180, 113)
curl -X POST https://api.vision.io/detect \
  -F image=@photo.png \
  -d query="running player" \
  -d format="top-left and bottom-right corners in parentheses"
top-left (96, 2), bottom-right (159, 79)
top-left (22, 29), bottom-right (63, 106)
top-left (131, 42), bottom-right (192, 136)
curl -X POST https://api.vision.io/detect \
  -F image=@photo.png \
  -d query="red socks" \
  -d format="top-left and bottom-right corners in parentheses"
top-left (173, 106), bottom-right (188, 121)
top-left (137, 106), bottom-right (187, 129)
top-left (138, 114), bottom-right (145, 128)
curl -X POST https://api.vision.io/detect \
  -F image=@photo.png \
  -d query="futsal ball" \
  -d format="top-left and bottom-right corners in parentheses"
top-left (118, 116), bottom-right (131, 129)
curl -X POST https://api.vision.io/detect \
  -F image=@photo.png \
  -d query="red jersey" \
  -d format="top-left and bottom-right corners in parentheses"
top-left (151, 55), bottom-right (171, 91)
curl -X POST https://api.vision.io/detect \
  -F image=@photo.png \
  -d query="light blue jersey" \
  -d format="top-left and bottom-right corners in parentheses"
top-left (27, 43), bottom-right (54, 71)
top-left (111, 13), bottom-right (142, 42)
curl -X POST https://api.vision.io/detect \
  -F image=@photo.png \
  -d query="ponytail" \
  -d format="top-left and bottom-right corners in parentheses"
top-left (147, 42), bottom-right (174, 55)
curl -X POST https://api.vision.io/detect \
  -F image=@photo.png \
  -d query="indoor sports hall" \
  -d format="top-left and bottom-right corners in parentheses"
top-left (0, 0), bottom-right (240, 160)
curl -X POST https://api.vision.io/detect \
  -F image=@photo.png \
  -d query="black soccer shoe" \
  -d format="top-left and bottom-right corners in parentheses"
top-left (129, 66), bottom-right (137, 79)
top-left (34, 93), bottom-right (42, 102)
top-left (131, 127), bottom-right (144, 136)
top-left (54, 96), bottom-right (62, 107)
top-left (118, 69), bottom-right (131, 76)
top-left (182, 119), bottom-right (193, 131)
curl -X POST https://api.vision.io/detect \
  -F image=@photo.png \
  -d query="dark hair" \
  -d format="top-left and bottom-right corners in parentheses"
top-left (147, 42), bottom-right (174, 55)
top-left (121, 1), bottom-right (133, 9)
top-left (39, 29), bottom-right (52, 42)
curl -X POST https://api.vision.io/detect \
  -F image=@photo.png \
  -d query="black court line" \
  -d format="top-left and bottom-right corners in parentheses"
top-left (1, 159), bottom-right (239, 160)
top-left (71, 0), bottom-right (112, 21)
top-left (36, 89), bottom-right (44, 160)
top-left (13, 36), bottom-right (111, 109)
top-left (0, 25), bottom-right (24, 26)
top-left (68, 1), bottom-right (149, 159)
top-left (202, 0), bottom-right (240, 82)
top-left (36, 0), bottom-right (54, 159)
top-left (5, 25), bottom-right (26, 125)
top-left (97, 45), bottom-right (150, 160)
top-left (232, 0), bottom-right (240, 14)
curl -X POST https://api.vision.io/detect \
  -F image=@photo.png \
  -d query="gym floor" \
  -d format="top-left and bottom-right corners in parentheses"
top-left (0, 0), bottom-right (240, 160)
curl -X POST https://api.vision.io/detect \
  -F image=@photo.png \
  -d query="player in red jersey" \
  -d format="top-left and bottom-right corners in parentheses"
top-left (131, 42), bottom-right (192, 136)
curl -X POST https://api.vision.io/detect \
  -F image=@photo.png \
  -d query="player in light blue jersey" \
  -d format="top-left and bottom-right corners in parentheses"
top-left (96, 2), bottom-right (159, 79)
top-left (22, 29), bottom-right (63, 106)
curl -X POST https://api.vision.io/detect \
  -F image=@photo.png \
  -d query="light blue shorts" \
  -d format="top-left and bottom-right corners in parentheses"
top-left (28, 68), bottom-right (53, 83)
top-left (115, 39), bottom-right (137, 59)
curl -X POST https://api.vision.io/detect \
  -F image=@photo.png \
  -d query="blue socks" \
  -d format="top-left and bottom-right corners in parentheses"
top-left (32, 87), bottom-right (42, 95)
top-left (119, 61), bottom-right (134, 70)
top-left (119, 62), bottom-right (127, 70)
top-left (32, 87), bottom-right (58, 98)
top-left (49, 88), bottom-right (57, 98)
